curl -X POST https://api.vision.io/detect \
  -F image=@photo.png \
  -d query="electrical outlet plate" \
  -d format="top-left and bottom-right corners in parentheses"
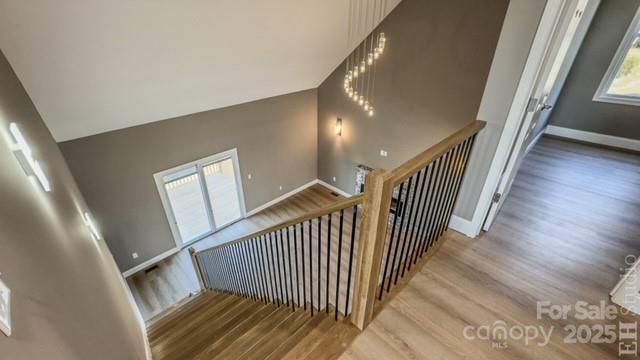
top-left (0, 279), bottom-right (11, 337)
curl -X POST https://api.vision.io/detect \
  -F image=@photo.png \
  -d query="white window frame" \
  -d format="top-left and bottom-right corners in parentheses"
top-left (593, 6), bottom-right (640, 106)
top-left (153, 148), bottom-right (247, 248)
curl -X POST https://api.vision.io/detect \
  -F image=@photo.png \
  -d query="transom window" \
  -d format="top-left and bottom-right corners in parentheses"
top-left (594, 7), bottom-right (640, 106)
top-left (154, 149), bottom-right (246, 246)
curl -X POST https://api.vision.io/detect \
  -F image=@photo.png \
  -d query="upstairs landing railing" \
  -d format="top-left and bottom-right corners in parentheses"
top-left (191, 120), bottom-right (485, 330)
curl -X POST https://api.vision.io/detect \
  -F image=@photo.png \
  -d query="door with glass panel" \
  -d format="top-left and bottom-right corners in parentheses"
top-left (155, 149), bottom-right (246, 246)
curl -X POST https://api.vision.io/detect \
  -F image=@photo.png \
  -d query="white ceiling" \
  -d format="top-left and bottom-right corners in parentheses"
top-left (0, 0), bottom-right (400, 141)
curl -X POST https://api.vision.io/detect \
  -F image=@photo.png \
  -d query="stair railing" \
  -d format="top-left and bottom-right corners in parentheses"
top-left (191, 194), bottom-right (364, 320)
top-left (350, 120), bottom-right (484, 329)
top-left (191, 120), bottom-right (485, 330)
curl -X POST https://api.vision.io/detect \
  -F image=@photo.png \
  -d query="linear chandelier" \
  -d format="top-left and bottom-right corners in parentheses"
top-left (343, 0), bottom-right (388, 117)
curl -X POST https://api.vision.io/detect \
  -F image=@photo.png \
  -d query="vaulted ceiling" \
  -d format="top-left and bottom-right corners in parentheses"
top-left (0, 0), bottom-right (400, 141)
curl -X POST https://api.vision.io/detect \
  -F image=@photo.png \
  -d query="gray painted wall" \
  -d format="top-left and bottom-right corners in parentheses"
top-left (0, 51), bottom-right (146, 359)
top-left (317, 0), bottom-right (509, 209)
top-left (549, 0), bottom-right (640, 140)
top-left (60, 90), bottom-right (318, 272)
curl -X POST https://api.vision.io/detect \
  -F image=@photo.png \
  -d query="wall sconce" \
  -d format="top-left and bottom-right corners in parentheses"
top-left (83, 212), bottom-right (101, 240)
top-left (9, 123), bottom-right (51, 192)
top-left (335, 117), bottom-right (343, 136)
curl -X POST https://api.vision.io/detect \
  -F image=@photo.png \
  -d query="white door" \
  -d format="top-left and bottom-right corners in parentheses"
top-left (155, 148), bottom-right (247, 247)
top-left (483, 0), bottom-right (591, 231)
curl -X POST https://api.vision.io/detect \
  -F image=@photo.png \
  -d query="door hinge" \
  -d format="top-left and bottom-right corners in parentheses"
top-left (526, 97), bottom-right (539, 113)
top-left (492, 192), bottom-right (502, 203)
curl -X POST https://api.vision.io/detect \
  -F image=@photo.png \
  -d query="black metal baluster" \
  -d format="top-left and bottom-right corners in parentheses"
top-left (379, 182), bottom-right (404, 299)
top-left (211, 251), bottom-right (222, 291)
top-left (400, 170), bottom-right (423, 278)
top-left (229, 245), bottom-right (241, 295)
top-left (259, 235), bottom-right (274, 303)
top-left (250, 239), bottom-right (266, 302)
top-left (235, 244), bottom-right (250, 299)
top-left (438, 138), bottom-right (475, 238)
top-left (419, 156), bottom-right (444, 256)
top-left (269, 233), bottom-right (283, 306)
top-left (237, 243), bottom-right (251, 299)
top-left (265, 234), bottom-right (278, 305)
top-left (276, 229), bottom-right (289, 306)
top-left (326, 212), bottom-right (332, 313)
top-left (413, 163), bottom-right (436, 264)
top-left (317, 216), bottom-right (322, 312)
top-left (199, 253), bottom-right (211, 290)
top-left (406, 167), bottom-right (429, 272)
top-left (243, 242), bottom-right (258, 300)
top-left (344, 205), bottom-right (358, 316)
top-left (308, 220), bottom-right (314, 316)
top-left (335, 209), bottom-right (344, 321)
top-left (200, 253), bottom-right (211, 290)
top-left (222, 249), bottom-right (233, 293)
top-left (212, 250), bottom-right (225, 293)
top-left (300, 223), bottom-right (307, 310)
top-left (393, 175), bottom-right (415, 285)
top-left (234, 244), bottom-right (249, 297)
top-left (293, 225), bottom-right (301, 307)
top-left (285, 228), bottom-right (295, 311)
top-left (431, 145), bottom-right (461, 246)
top-left (426, 149), bottom-right (455, 250)
top-left (385, 181), bottom-right (410, 293)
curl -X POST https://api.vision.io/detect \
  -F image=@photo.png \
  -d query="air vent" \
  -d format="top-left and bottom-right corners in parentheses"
top-left (330, 191), bottom-right (340, 197)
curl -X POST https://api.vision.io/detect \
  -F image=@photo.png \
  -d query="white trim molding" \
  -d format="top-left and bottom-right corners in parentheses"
top-left (448, 215), bottom-right (477, 238)
top-left (122, 247), bottom-right (180, 278)
top-left (246, 179), bottom-right (320, 216)
top-left (593, 5), bottom-right (640, 107)
top-left (545, 125), bottom-right (640, 152)
top-left (316, 179), bottom-right (353, 198)
top-left (123, 178), bottom-right (340, 277)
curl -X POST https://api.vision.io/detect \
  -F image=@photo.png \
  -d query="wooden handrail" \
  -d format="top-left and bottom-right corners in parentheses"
top-left (386, 120), bottom-right (485, 186)
top-left (194, 193), bottom-right (364, 255)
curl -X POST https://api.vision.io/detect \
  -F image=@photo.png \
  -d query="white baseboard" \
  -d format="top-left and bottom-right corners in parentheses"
top-left (545, 125), bottom-right (640, 152)
top-left (449, 215), bottom-right (478, 238)
top-left (122, 247), bottom-right (180, 278)
top-left (316, 179), bottom-right (353, 198)
top-left (246, 179), bottom-right (319, 217)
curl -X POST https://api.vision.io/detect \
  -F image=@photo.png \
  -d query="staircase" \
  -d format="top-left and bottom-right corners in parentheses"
top-left (149, 292), bottom-right (359, 360)
top-left (153, 120), bottom-right (485, 359)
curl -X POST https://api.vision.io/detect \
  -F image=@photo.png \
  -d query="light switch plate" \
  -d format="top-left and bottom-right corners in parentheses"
top-left (0, 278), bottom-right (11, 336)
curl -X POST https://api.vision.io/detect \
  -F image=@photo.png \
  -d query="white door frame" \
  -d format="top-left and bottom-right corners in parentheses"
top-left (154, 148), bottom-right (247, 249)
top-left (466, 0), bottom-right (575, 237)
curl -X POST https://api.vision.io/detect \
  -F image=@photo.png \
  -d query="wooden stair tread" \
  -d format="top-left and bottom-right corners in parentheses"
top-left (210, 302), bottom-right (298, 359)
top-left (236, 309), bottom-right (311, 360)
top-left (150, 292), bottom-right (362, 360)
top-left (149, 293), bottom-right (245, 346)
top-left (279, 314), bottom-right (338, 360)
top-left (264, 312), bottom-right (330, 360)
top-left (167, 297), bottom-right (267, 359)
top-left (193, 303), bottom-right (281, 360)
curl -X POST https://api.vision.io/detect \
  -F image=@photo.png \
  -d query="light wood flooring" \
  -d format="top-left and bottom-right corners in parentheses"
top-left (127, 184), bottom-right (346, 322)
top-left (148, 291), bottom-right (360, 360)
top-left (341, 137), bottom-right (640, 359)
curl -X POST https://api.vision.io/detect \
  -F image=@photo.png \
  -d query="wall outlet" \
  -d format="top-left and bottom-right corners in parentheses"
top-left (247, 173), bottom-right (252, 180)
top-left (0, 279), bottom-right (11, 337)
top-left (279, 185), bottom-right (283, 191)
top-left (332, 176), bottom-right (337, 182)
top-left (380, 149), bottom-right (388, 157)
top-left (132, 252), bottom-right (139, 259)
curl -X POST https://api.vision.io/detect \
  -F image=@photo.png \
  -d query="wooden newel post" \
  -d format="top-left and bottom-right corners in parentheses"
top-left (189, 247), bottom-right (206, 291)
top-left (351, 169), bottom-right (394, 330)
